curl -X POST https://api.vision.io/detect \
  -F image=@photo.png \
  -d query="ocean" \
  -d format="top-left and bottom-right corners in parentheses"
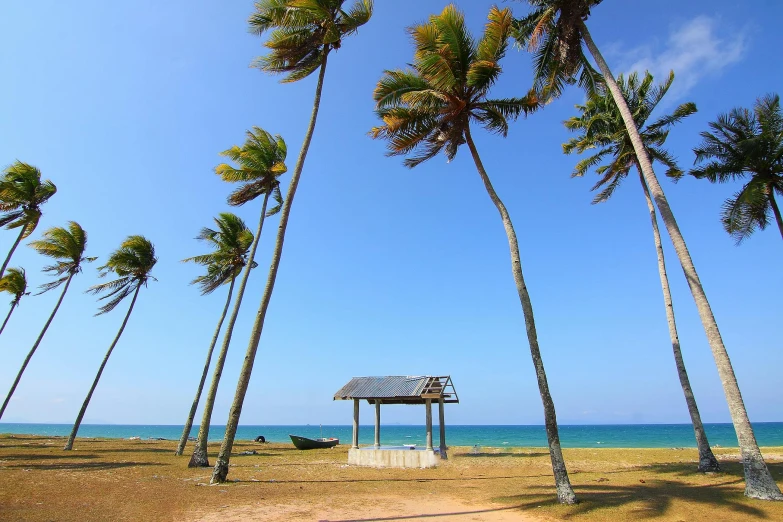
top-left (1, 422), bottom-right (782, 448)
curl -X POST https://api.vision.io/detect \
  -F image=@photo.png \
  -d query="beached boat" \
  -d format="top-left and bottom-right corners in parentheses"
top-left (289, 434), bottom-right (339, 450)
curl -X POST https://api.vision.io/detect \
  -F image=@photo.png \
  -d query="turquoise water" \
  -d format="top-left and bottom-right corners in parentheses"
top-left (2, 422), bottom-right (782, 448)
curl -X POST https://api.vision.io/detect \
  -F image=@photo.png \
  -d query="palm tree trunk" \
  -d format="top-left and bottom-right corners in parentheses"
top-left (175, 276), bottom-right (236, 456)
top-left (638, 169), bottom-right (720, 472)
top-left (188, 192), bottom-right (271, 468)
top-left (0, 303), bottom-right (17, 337)
top-left (580, 20), bottom-right (782, 501)
top-left (768, 188), bottom-right (783, 241)
top-left (210, 50), bottom-right (331, 484)
top-left (464, 125), bottom-right (577, 504)
top-left (63, 285), bottom-right (140, 450)
top-left (0, 273), bottom-right (73, 420)
top-left (0, 224), bottom-right (27, 282)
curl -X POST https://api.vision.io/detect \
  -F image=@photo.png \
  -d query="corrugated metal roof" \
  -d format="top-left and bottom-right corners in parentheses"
top-left (333, 376), bottom-right (459, 403)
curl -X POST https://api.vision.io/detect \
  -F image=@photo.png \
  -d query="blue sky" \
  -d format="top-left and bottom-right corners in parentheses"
top-left (0, 0), bottom-right (780, 428)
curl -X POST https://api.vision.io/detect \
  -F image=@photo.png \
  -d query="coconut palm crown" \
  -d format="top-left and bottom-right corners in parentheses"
top-left (512, 0), bottom-right (604, 100)
top-left (29, 222), bottom-right (96, 294)
top-left (689, 93), bottom-right (783, 243)
top-left (249, 0), bottom-right (373, 83)
top-left (0, 161), bottom-right (57, 238)
top-left (563, 71), bottom-right (696, 202)
top-left (182, 213), bottom-right (257, 295)
top-left (87, 236), bottom-right (157, 315)
top-left (0, 268), bottom-right (29, 307)
top-left (370, 5), bottom-right (537, 166)
top-left (215, 127), bottom-right (288, 212)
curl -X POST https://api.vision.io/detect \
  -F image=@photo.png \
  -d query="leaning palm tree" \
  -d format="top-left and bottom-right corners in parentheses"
top-left (0, 267), bottom-right (30, 336)
top-left (63, 236), bottom-right (157, 450)
top-left (514, 0), bottom-right (783, 500)
top-left (563, 70), bottom-right (720, 472)
top-left (0, 161), bottom-right (57, 280)
top-left (210, 0), bottom-right (372, 483)
top-left (188, 133), bottom-right (287, 468)
top-left (0, 222), bottom-right (94, 420)
top-left (370, 5), bottom-right (576, 504)
top-left (174, 213), bottom-right (257, 456)
top-left (688, 93), bottom-right (783, 243)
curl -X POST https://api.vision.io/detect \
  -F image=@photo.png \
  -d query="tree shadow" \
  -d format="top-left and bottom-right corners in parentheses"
top-left (0, 453), bottom-right (99, 461)
top-left (456, 452), bottom-right (549, 458)
top-left (642, 459), bottom-right (783, 480)
top-left (235, 474), bottom-right (550, 485)
top-left (5, 461), bottom-right (161, 471)
top-left (494, 479), bottom-right (768, 519)
top-left (320, 504), bottom-right (528, 521)
top-left (89, 447), bottom-right (175, 454)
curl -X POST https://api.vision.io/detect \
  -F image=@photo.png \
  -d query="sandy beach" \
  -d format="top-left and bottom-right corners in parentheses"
top-left (1, 435), bottom-right (781, 521)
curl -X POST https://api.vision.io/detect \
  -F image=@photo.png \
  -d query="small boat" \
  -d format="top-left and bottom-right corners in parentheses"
top-left (289, 434), bottom-right (339, 450)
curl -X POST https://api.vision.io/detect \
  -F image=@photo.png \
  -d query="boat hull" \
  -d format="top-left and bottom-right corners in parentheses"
top-left (289, 434), bottom-right (339, 450)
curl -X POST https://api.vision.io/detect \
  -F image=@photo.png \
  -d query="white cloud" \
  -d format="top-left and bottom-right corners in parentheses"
top-left (616, 16), bottom-right (747, 100)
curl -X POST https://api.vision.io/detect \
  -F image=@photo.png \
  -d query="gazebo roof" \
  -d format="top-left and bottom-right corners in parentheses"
top-left (333, 375), bottom-right (458, 405)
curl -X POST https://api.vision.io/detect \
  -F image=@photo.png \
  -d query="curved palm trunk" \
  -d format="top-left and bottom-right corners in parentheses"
top-left (768, 189), bottom-right (783, 241)
top-left (64, 285), bottom-right (140, 450)
top-left (0, 225), bottom-right (27, 282)
top-left (464, 126), bottom-right (577, 504)
top-left (188, 192), bottom-right (271, 468)
top-left (0, 273), bottom-right (73, 420)
top-left (210, 50), bottom-right (330, 484)
top-left (639, 169), bottom-right (720, 472)
top-left (0, 302), bottom-right (17, 337)
top-left (175, 277), bottom-right (236, 456)
top-left (581, 21), bottom-right (782, 501)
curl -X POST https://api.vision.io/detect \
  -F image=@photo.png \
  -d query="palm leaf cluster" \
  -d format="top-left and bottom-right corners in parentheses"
top-left (0, 268), bottom-right (29, 306)
top-left (249, 0), bottom-right (372, 82)
top-left (28, 222), bottom-right (96, 294)
top-left (0, 161), bottom-right (57, 237)
top-left (563, 71), bottom-right (696, 203)
top-left (690, 94), bottom-right (783, 243)
top-left (215, 127), bottom-right (287, 211)
top-left (88, 236), bottom-right (157, 315)
top-left (183, 213), bottom-right (256, 295)
top-left (512, 0), bottom-right (603, 100)
top-left (370, 5), bottom-right (537, 167)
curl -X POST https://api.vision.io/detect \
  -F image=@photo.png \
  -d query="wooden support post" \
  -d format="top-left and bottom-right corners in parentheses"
top-left (438, 399), bottom-right (447, 459)
top-left (374, 401), bottom-right (381, 448)
top-left (425, 398), bottom-right (433, 450)
top-left (352, 399), bottom-right (360, 449)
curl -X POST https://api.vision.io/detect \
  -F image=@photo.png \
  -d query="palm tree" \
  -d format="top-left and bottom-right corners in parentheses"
top-left (0, 222), bottom-right (94, 420)
top-left (0, 267), bottom-right (30, 336)
top-left (0, 161), bottom-right (57, 281)
top-left (563, 70), bottom-right (720, 472)
top-left (209, 0), bottom-right (372, 484)
top-left (188, 132), bottom-right (287, 468)
top-left (63, 236), bottom-right (157, 450)
top-left (688, 94), bottom-right (783, 243)
top-left (514, 0), bottom-right (783, 501)
top-left (369, 5), bottom-right (577, 504)
top-left (174, 213), bottom-right (257, 456)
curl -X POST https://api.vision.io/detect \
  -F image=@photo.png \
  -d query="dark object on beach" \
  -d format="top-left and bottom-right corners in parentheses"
top-left (289, 434), bottom-right (339, 450)
top-left (254, 435), bottom-right (266, 443)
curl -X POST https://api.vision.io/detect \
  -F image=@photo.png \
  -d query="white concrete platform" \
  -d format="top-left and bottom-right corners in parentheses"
top-left (348, 447), bottom-right (439, 468)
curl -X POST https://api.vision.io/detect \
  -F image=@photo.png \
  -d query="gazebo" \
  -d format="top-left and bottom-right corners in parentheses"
top-left (333, 375), bottom-right (458, 468)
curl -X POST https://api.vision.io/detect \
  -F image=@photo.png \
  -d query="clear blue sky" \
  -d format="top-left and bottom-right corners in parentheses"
top-left (0, 0), bottom-right (780, 427)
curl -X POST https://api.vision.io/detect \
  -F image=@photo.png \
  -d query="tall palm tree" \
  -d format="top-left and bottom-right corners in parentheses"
top-left (210, 0), bottom-right (372, 484)
top-left (563, 70), bottom-right (720, 472)
top-left (188, 131), bottom-right (286, 468)
top-left (514, 0), bottom-right (783, 500)
top-left (63, 235), bottom-right (157, 450)
top-left (0, 222), bottom-right (94, 420)
top-left (0, 267), bottom-right (30, 336)
top-left (174, 213), bottom-right (257, 456)
top-left (369, 5), bottom-right (577, 504)
top-left (0, 161), bottom-right (57, 280)
top-left (688, 93), bottom-right (783, 243)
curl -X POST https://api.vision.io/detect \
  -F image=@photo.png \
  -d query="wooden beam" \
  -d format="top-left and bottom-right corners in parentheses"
top-left (374, 401), bottom-right (381, 448)
top-left (438, 399), bottom-right (447, 460)
top-left (425, 398), bottom-right (433, 451)
top-left (352, 399), bottom-right (359, 449)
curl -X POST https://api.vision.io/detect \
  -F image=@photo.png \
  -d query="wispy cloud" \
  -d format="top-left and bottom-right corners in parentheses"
top-left (613, 16), bottom-right (747, 100)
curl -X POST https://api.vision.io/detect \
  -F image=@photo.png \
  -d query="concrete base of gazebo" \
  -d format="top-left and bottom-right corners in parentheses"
top-left (348, 447), bottom-right (439, 469)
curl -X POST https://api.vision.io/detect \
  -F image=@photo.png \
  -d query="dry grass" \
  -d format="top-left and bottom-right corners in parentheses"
top-left (0, 435), bottom-right (782, 521)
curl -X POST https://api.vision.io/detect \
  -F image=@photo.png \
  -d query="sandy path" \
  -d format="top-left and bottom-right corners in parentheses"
top-left (188, 495), bottom-right (541, 521)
